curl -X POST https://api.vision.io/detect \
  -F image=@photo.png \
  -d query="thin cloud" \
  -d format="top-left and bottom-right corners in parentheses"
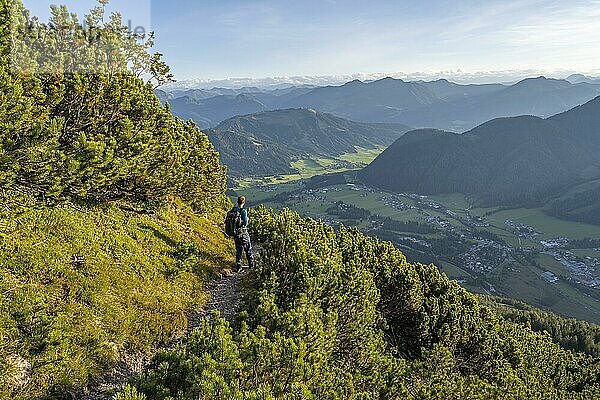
top-left (25, 0), bottom-right (600, 79)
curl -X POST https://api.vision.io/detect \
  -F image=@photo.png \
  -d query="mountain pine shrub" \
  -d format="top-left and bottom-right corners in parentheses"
top-left (0, 0), bottom-right (227, 212)
top-left (129, 208), bottom-right (600, 399)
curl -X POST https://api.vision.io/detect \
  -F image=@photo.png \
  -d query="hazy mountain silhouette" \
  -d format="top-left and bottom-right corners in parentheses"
top-left (397, 77), bottom-right (600, 131)
top-left (417, 78), bottom-right (505, 100)
top-left (566, 74), bottom-right (600, 85)
top-left (170, 94), bottom-right (269, 128)
top-left (283, 77), bottom-right (439, 123)
top-left (164, 77), bottom-right (600, 131)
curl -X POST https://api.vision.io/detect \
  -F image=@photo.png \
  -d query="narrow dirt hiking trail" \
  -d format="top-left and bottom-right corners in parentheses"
top-left (187, 268), bottom-right (248, 328)
top-left (77, 268), bottom-right (249, 400)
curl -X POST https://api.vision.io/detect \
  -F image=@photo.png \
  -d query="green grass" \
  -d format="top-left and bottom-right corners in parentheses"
top-left (572, 249), bottom-right (600, 259)
top-left (536, 253), bottom-right (568, 277)
top-left (338, 146), bottom-right (385, 164)
top-left (470, 206), bottom-right (503, 217)
top-left (423, 196), bottom-right (600, 242)
top-left (291, 158), bottom-right (326, 177)
top-left (438, 261), bottom-right (473, 279)
top-left (318, 187), bottom-right (421, 220)
top-left (489, 262), bottom-right (600, 323)
top-left (428, 193), bottom-right (471, 210)
top-left (487, 226), bottom-right (523, 247)
top-left (233, 175), bottom-right (304, 190)
top-left (485, 208), bottom-right (600, 240)
top-left (236, 181), bottom-right (303, 204)
top-left (233, 147), bottom-right (386, 192)
top-left (0, 197), bottom-right (234, 399)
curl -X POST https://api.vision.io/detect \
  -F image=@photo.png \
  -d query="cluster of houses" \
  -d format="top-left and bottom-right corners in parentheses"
top-left (461, 239), bottom-right (514, 273)
top-left (255, 184), bottom-right (279, 193)
top-left (398, 236), bottom-right (432, 248)
top-left (543, 247), bottom-right (600, 289)
top-left (464, 212), bottom-right (490, 227)
top-left (346, 183), bottom-right (375, 192)
top-left (380, 195), bottom-right (415, 211)
top-left (541, 271), bottom-right (560, 284)
top-left (540, 237), bottom-right (571, 248)
top-left (328, 161), bottom-right (358, 170)
top-left (425, 215), bottom-right (453, 230)
top-left (505, 220), bottom-right (542, 240)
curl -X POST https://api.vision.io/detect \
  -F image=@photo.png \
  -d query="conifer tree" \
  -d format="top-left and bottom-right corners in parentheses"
top-left (0, 0), bottom-right (227, 212)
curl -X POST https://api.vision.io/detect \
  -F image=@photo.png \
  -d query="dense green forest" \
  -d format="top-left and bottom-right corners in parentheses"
top-left (480, 296), bottom-right (600, 357)
top-left (547, 185), bottom-right (600, 225)
top-left (0, 0), bottom-right (226, 210)
top-left (359, 106), bottom-right (600, 215)
top-left (1, 1), bottom-right (600, 399)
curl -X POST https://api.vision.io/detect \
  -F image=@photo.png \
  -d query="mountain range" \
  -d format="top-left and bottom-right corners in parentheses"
top-left (566, 74), bottom-right (600, 85)
top-left (399, 77), bottom-right (600, 131)
top-left (206, 108), bottom-right (410, 176)
top-left (163, 76), bottom-right (600, 131)
top-left (161, 71), bottom-right (600, 91)
top-left (168, 94), bottom-right (269, 128)
top-left (359, 96), bottom-right (600, 222)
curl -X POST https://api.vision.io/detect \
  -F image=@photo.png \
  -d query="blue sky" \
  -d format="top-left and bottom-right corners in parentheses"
top-left (23, 0), bottom-right (600, 81)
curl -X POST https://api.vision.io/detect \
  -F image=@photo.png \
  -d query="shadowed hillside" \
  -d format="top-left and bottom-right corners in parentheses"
top-left (207, 108), bottom-right (410, 176)
top-left (359, 96), bottom-right (600, 211)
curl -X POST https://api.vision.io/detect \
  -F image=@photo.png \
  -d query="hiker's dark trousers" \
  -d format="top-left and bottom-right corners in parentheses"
top-left (235, 230), bottom-right (255, 269)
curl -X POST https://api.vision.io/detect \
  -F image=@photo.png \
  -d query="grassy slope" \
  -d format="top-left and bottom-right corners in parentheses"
top-left (0, 197), bottom-right (234, 399)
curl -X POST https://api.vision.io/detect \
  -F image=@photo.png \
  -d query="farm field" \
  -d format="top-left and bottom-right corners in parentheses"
top-left (233, 147), bottom-right (385, 190)
top-left (483, 208), bottom-right (600, 240)
top-left (232, 174), bottom-right (600, 323)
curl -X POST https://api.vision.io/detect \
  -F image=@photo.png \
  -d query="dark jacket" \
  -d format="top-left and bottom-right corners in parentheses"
top-left (233, 206), bottom-right (249, 228)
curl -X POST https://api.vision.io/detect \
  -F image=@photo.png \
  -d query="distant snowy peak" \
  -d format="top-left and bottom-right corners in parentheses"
top-left (163, 75), bottom-right (381, 91)
top-left (163, 70), bottom-right (600, 91)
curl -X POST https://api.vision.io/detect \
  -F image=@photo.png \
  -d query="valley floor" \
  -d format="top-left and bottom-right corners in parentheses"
top-left (232, 146), bottom-right (385, 188)
top-left (232, 175), bottom-right (600, 324)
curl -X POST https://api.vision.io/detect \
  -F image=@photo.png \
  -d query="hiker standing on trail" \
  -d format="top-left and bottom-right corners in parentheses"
top-left (225, 196), bottom-right (256, 272)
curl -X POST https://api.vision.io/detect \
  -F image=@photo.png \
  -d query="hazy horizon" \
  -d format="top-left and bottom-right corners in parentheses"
top-left (161, 70), bottom-right (599, 90)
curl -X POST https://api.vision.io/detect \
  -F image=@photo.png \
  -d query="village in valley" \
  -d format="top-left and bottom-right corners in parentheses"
top-left (237, 175), bottom-right (600, 319)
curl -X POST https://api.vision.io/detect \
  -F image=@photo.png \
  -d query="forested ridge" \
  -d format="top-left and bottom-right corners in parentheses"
top-left (206, 108), bottom-right (409, 177)
top-left (359, 101), bottom-right (600, 214)
top-left (1, 1), bottom-right (600, 399)
top-left (480, 296), bottom-right (600, 357)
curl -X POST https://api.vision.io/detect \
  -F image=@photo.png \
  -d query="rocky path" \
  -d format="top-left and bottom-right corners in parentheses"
top-left (187, 268), bottom-right (248, 328)
top-left (76, 268), bottom-right (248, 400)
